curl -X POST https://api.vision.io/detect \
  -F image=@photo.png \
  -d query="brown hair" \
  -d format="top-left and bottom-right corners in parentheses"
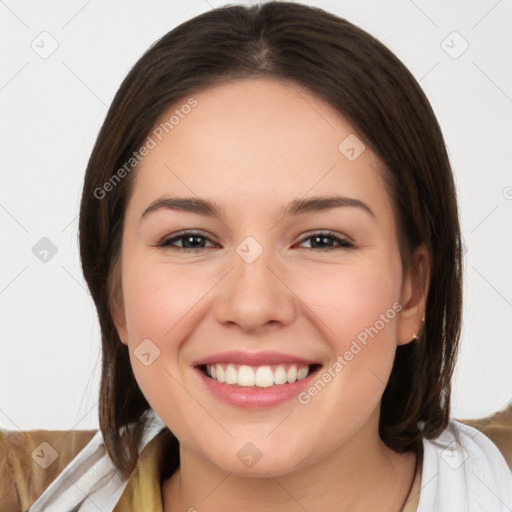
top-left (79, 1), bottom-right (463, 480)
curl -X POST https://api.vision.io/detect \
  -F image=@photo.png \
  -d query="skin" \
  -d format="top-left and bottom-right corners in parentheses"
top-left (113, 78), bottom-right (430, 511)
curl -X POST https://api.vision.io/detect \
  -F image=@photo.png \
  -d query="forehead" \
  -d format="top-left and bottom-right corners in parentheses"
top-left (129, 78), bottom-right (392, 220)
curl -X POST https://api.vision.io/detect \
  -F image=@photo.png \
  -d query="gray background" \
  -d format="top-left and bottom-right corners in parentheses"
top-left (0, 0), bottom-right (511, 431)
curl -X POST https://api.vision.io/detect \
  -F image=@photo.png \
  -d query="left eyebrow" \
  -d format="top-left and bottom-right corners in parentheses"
top-left (285, 195), bottom-right (375, 219)
top-left (139, 194), bottom-right (375, 222)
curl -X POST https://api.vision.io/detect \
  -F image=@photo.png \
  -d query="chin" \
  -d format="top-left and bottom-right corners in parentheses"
top-left (202, 439), bottom-right (310, 478)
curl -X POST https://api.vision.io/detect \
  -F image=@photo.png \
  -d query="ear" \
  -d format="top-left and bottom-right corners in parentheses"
top-left (396, 244), bottom-right (430, 346)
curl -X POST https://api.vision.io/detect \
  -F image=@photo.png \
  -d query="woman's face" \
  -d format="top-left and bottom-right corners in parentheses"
top-left (114, 78), bottom-right (428, 476)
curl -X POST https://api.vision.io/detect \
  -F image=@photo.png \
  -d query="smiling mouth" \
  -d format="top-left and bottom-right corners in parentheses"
top-left (197, 363), bottom-right (322, 388)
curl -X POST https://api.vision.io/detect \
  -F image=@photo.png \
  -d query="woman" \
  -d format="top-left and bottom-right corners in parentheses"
top-left (1, 2), bottom-right (511, 511)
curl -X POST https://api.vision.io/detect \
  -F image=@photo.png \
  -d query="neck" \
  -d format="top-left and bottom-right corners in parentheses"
top-left (161, 415), bottom-right (417, 512)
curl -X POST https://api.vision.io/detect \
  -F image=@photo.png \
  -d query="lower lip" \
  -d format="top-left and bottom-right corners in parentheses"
top-left (194, 366), bottom-right (321, 409)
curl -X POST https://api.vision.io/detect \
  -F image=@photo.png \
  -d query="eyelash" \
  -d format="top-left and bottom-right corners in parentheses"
top-left (156, 230), bottom-right (355, 253)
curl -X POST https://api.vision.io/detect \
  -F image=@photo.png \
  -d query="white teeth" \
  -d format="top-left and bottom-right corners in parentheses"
top-left (205, 363), bottom-right (313, 387)
top-left (274, 366), bottom-right (287, 385)
top-left (225, 365), bottom-right (237, 385)
top-left (255, 366), bottom-right (273, 387)
top-left (286, 366), bottom-right (297, 383)
top-left (216, 365), bottom-right (225, 383)
top-left (239, 365), bottom-right (255, 386)
top-left (297, 366), bottom-right (309, 380)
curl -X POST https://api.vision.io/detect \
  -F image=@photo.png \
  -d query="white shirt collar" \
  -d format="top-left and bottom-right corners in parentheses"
top-left (29, 409), bottom-right (166, 512)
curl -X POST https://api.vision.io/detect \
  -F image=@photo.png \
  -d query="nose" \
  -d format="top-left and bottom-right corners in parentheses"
top-left (213, 247), bottom-right (298, 332)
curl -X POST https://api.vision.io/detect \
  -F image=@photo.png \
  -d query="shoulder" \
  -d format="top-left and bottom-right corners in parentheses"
top-left (18, 409), bottom-right (167, 512)
top-left (459, 405), bottom-right (512, 470)
top-left (0, 427), bottom-right (97, 512)
top-left (417, 419), bottom-right (512, 511)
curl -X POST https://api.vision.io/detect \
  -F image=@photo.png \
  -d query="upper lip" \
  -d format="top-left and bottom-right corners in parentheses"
top-left (192, 350), bottom-right (321, 367)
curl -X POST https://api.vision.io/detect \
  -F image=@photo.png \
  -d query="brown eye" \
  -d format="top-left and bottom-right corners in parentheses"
top-left (158, 231), bottom-right (217, 252)
top-left (297, 232), bottom-right (354, 250)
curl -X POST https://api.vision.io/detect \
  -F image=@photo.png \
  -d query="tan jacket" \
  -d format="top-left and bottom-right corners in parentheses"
top-left (1, 406), bottom-right (511, 512)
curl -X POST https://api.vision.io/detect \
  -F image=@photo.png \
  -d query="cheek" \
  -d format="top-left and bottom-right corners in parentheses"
top-left (298, 262), bottom-right (400, 396)
top-left (120, 260), bottom-right (197, 408)
top-left (122, 259), bottom-right (207, 341)
top-left (299, 260), bottom-right (399, 344)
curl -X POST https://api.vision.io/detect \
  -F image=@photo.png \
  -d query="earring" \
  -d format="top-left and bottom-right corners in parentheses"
top-left (411, 315), bottom-right (425, 342)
